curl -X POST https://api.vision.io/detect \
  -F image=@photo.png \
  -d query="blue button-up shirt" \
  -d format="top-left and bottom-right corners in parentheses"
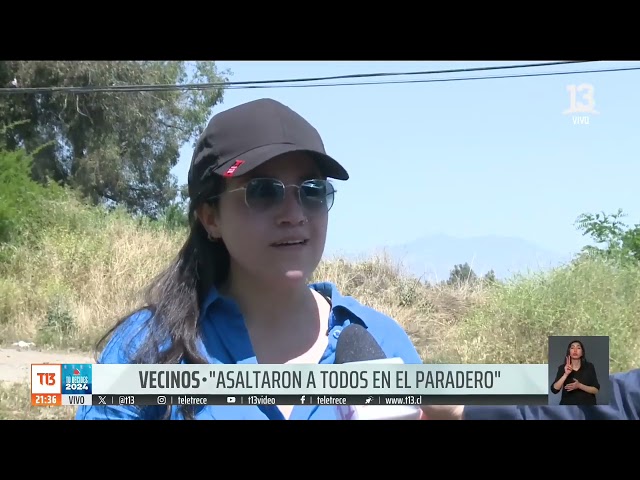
top-left (76, 282), bottom-right (423, 420)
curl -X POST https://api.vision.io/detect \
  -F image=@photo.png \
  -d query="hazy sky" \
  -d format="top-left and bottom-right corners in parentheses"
top-left (171, 61), bottom-right (640, 261)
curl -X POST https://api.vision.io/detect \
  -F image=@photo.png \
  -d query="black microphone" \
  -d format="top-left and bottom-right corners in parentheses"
top-left (333, 323), bottom-right (423, 420)
top-left (335, 323), bottom-right (387, 364)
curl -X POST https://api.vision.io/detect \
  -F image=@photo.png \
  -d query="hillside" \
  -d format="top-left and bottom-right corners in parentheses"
top-left (1, 186), bottom-right (638, 372)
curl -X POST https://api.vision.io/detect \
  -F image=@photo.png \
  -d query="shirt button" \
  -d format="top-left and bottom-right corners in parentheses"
top-left (333, 328), bottom-right (342, 339)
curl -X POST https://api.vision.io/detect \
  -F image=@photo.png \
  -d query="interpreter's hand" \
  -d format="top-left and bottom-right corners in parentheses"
top-left (565, 379), bottom-right (581, 391)
top-left (564, 355), bottom-right (573, 376)
top-left (420, 404), bottom-right (464, 420)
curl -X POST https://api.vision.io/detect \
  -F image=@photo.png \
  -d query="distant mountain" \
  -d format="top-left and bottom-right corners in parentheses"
top-left (380, 234), bottom-right (573, 283)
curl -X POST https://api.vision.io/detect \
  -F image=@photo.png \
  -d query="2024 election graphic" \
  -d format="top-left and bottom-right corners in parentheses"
top-left (62, 364), bottom-right (92, 394)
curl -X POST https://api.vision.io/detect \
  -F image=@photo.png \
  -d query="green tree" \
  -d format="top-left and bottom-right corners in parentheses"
top-left (0, 121), bottom-right (61, 245)
top-left (575, 208), bottom-right (640, 263)
top-left (447, 262), bottom-right (478, 286)
top-left (483, 269), bottom-right (497, 284)
top-left (0, 147), bottom-right (61, 244)
top-left (158, 184), bottom-right (190, 231)
top-left (0, 61), bottom-right (229, 217)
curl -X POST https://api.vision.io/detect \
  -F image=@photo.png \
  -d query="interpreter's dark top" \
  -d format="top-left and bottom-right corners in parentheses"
top-left (551, 361), bottom-right (600, 405)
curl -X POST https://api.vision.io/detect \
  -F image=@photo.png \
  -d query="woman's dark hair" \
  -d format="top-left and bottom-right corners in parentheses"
top-left (95, 174), bottom-right (228, 420)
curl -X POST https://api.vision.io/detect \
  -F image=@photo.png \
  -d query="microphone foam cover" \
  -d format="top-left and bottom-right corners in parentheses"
top-left (334, 323), bottom-right (387, 364)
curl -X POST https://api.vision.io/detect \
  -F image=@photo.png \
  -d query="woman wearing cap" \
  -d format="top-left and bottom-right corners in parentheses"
top-left (76, 98), bottom-right (425, 420)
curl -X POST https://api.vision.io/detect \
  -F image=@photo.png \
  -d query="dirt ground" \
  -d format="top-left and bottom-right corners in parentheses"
top-left (0, 347), bottom-right (94, 384)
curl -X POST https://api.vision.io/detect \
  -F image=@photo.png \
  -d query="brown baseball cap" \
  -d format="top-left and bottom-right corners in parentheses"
top-left (188, 98), bottom-right (349, 201)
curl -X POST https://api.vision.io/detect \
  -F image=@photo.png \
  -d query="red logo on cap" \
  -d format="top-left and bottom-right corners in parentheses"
top-left (224, 160), bottom-right (245, 177)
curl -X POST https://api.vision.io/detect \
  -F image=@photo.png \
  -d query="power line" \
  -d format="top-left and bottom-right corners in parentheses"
top-left (223, 65), bottom-right (640, 90)
top-left (0, 61), bottom-right (592, 95)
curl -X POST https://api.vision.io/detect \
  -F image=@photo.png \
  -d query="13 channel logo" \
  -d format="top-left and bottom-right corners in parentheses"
top-left (62, 364), bottom-right (92, 394)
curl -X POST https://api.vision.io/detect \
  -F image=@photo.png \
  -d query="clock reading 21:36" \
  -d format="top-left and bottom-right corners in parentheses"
top-left (30, 363), bottom-right (62, 407)
top-left (33, 394), bottom-right (59, 406)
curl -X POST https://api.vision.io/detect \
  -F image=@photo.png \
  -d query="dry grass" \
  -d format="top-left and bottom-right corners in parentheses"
top-left (1, 194), bottom-right (639, 419)
top-left (0, 202), bottom-right (184, 351)
top-left (312, 252), bottom-right (489, 363)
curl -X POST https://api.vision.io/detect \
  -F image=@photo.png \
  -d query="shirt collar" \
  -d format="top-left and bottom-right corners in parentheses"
top-left (200, 281), bottom-right (368, 328)
top-left (308, 281), bottom-right (368, 329)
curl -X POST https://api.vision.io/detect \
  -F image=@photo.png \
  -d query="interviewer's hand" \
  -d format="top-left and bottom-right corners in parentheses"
top-left (420, 404), bottom-right (464, 420)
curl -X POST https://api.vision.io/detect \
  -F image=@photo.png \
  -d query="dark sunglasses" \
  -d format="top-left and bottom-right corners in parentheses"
top-left (209, 178), bottom-right (336, 212)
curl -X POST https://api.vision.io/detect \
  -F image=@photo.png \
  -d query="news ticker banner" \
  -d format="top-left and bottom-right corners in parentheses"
top-left (31, 363), bottom-right (551, 407)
